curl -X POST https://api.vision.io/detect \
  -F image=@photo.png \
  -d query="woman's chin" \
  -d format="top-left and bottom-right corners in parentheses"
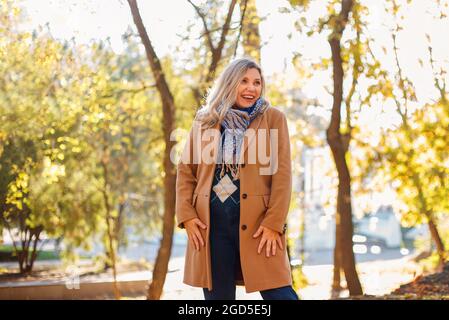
top-left (235, 101), bottom-right (253, 108)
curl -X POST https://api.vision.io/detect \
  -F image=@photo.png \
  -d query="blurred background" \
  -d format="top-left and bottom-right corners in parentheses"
top-left (0, 0), bottom-right (448, 300)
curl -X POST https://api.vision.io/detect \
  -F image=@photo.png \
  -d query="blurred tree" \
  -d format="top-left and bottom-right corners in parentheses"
top-left (127, 0), bottom-right (178, 300)
top-left (360, 0), bottom-right (448, 267)
top-left (325, 0), bottom-right (364, 296)
top-left (1, 1), bottom-right (166, 281)
top-left (288, 0), bottom-right (364, 295)
top-left (75, 40), bottom-right (158, 299)
top-left (0, 1), bottom-right (100, 273)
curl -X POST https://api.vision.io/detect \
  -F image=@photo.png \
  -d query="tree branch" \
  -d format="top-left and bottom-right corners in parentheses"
top-left (188, 0), bottom-right (215, 52)
top-left (233, 0), bottom-right (249, 58)
top-left (426, 33), bottom-right (448, 103)
top-left (205, 0), bottom-right (238, 85)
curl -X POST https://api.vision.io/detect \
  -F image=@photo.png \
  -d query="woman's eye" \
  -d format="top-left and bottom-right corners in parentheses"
top-left (241, 79), bottom-right (248, 84)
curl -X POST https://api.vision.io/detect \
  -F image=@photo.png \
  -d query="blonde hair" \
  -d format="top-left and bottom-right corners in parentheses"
top-left (196, 58), bottom-right (266, 128)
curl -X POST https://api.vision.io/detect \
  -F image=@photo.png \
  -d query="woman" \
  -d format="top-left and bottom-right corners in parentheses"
top-left (175, 58), bottom-right (298, 300)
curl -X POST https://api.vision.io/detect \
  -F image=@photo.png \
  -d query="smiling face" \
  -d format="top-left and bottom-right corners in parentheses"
top-left (234, 68), bottom-right (262, 108)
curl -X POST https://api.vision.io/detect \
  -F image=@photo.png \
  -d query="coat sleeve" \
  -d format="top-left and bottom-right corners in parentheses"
top-left (260, 110), bottom-right (292, 234)
top-left (175, 122), bottom-right (199, 229)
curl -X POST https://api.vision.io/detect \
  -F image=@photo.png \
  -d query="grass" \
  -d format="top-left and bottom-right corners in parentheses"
top-left (0, 244), bottom-right (60, 262)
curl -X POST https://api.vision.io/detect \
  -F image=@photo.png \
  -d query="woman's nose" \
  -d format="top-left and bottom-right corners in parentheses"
top-left (246, 84), bottom-right (256, 92)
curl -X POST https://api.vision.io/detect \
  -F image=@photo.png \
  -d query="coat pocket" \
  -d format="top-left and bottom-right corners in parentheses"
top-left (191, 193), bottom-right (198, 207)
top-left (262, 194), bottom-right (270, 209)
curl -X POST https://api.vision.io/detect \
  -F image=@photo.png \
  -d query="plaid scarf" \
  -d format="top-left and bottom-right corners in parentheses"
top-left (218, 97), bottom-right (269, 180)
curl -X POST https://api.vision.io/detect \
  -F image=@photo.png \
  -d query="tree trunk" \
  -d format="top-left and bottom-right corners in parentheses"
top-left (427, 215), bottom-right (446, 265)
top-left (101, 159), bottom-right (121, 300)
top-left (127, 0), bottom-right (177, 300)
top-left (411, 171), bottom-right (447, 266)
top-left (14, 227), bottom-right (42, 274)
top-left (27, 227), bottom-right (42, 273)
top-left (333, 136), bottom-right (350, 292)
top-left (327, 0), bottom-right (363, 296)
top-left (332, 213), bottom-right (343, 291)
top-left (116, 200), bottom-right (126, 248)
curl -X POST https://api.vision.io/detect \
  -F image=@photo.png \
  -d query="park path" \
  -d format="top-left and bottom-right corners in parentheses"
top-left (160, 254), bottom-right (420, 300)
top-left (0, 252), bottom-right (420, 299)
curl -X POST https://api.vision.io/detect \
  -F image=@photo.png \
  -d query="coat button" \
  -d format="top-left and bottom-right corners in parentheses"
top-left (241, 225), bottom-right (247, 230)
top-left (242, 193), bottom-right (247, 199)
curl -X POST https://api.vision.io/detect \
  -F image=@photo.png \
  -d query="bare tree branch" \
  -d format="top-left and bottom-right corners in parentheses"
top-left (205, 0), bottom-right (238, 85)
top-left (188, 0), bottom-right (215, 52)
top-left (233, 0), bottom-right (248, 58)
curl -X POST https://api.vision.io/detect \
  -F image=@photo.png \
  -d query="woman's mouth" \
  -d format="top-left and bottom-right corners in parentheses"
top-left (241, 94), bottom-right (255, 102)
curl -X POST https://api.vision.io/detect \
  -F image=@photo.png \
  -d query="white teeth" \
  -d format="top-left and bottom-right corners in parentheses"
top-left (242, 95), bottom-right (254, 99)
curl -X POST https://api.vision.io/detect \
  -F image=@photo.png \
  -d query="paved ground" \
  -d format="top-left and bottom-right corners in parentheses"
top-left (0, 246), bottom-right (421, 300)
top-left (158, 254), bottom-right (420, 300)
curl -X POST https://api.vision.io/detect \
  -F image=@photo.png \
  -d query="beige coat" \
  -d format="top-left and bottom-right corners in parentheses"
top-left (175, 106), bottom-right (293, 293)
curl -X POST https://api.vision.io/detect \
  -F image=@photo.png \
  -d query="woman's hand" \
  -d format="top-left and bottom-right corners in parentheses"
top-left (184, 217), bottom-right (207, 251)
top-left (253, 226), bottom-right (283, 258)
